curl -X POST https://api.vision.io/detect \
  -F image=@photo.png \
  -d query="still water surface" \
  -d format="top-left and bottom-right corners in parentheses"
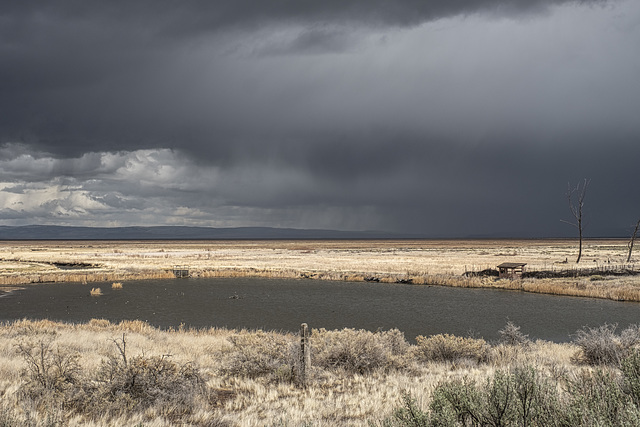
top-left (1, 277), bottom-right (639, 342)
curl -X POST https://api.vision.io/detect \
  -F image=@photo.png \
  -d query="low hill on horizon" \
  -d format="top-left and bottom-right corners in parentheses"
top-left (0, 225), bottom-right (631, 240)
top-left (0, 225), bottom-right (415, 240)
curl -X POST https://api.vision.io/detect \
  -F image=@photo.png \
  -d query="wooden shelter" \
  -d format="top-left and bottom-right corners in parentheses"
top-left (497, 262), bottom-right (527, 279)
top-left (173, 265), bottom-right (190, 278)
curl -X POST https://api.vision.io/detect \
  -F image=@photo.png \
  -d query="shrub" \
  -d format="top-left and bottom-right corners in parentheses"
top-left (15, 335), bottom-right (210, 423)
top-left (378, 328), bottom-right (411, 356)
top-left (78, 334), bottom-right (207, 421)
top-left (429, 371), bottom-right (521, 426)
top-left (620, 324), bottom-right (640, 350)
top-left (621, 350), bottom-right (640, 407)
top-left (511, 365), bottom-right (561, 426)
top-left (312, 328), bottom-right (408, 374)
top-left (429, 377), bottom-right (483, 426)
top-left (564, 369), bottom-right (640, 425)
top-left (392, 391), bottom-right (430, 426)
top-left (92, 354), bottom-right (206, 417)
top-left (16, 338), bottom-right (81, 396)
top-left (497, 321), bottom-right (531, 347)
top-left (572, 323), bottom-right (640, 366)
top-left (415, 334), bottom-right (489, 364)
top-left (220, 331), bottom-right (295, 380)
top-left (385, 366), bottom-right (561, 427)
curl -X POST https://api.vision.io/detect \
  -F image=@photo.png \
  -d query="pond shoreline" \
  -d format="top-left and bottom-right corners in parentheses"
top-left (3, 265), bottom-right (640, 304)
top-left (1, 239), bottom-right (639, 302)
top-left (3, 276), bottom-right (640, 343)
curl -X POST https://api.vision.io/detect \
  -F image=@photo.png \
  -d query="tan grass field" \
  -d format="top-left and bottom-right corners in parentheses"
top-left (1, 240), bottom-right (639, 425)
top-left (1, 239), bottom-right (639, 301)
top-left (0, 319), bottom-right (581, 426)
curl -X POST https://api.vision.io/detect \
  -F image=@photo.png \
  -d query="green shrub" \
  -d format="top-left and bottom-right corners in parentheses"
top-left (564, 369), bottom-right (640, 426)
top-left (429, 377), bottom-right (483, 426)
top-left (415, 334), bottom-right (489, 364)
top-left (621, 350), bottom-right (640, 407)
top-left (389, 367), bottom-right (561, 427)
top-left (392, 391), bottom-right (430, 426)
top-left (512, 365), bottom-right (561, 426)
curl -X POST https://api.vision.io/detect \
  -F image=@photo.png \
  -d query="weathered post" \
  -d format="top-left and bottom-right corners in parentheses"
top-left (297, 323), bottom-right (311, 387)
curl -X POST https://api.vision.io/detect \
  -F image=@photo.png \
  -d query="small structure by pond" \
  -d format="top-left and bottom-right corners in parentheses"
top-left (497, 262), bottom-right (527, 279)
top-left (173, 265), bottom-right (190, 278)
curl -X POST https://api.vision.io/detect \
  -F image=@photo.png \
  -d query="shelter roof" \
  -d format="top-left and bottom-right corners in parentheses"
top-left (497, 262), bottom-right (527, 269)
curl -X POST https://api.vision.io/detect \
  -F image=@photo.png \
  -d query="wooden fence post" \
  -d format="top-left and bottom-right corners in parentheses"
top-left (298, 323), bottom-right (311, 387)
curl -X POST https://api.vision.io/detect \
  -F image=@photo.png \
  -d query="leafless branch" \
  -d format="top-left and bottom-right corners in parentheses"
top-left (628, 219), bottom-right (640, 263)
top-left (562, 179), bottom-right (589, 263)
top-left (111, 333), bottom-right (128, 367)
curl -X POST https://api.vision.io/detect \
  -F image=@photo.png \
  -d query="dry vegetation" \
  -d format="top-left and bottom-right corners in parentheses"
top-left (1, 239), bottom-right (639, 301)
top-left (4, 318), bottom-right (638, 426)
top-left (2, 240), bottom-right (640, 424)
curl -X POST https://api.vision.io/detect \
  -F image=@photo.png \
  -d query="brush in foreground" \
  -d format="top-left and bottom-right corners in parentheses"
top-left (3, 319), bottom-right (640, 426)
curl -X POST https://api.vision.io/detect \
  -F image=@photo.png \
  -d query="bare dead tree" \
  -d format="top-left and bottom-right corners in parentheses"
top-left (561, 179), bottom-right (589, 263)
top-left (627, 219), bottom-right (640, 263)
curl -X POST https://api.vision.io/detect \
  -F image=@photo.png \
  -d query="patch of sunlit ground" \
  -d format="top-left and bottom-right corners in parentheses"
top-left (1, 239), bottom-right (638, 301)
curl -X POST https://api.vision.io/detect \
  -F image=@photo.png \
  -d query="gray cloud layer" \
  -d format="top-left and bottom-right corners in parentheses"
top-left (1, 0), bottom-right (638, 236)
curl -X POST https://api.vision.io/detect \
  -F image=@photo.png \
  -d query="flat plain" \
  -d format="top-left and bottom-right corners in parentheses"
top-left (1, 239), bottom-right (640, 425)
top-left (1, 238), bottom-right (639, 300)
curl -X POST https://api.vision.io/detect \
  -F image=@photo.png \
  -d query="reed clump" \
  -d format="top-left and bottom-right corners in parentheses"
top-left (89, 287), bottom-right (103, 296)
top-left (111, 281), bottom-right (123, 289)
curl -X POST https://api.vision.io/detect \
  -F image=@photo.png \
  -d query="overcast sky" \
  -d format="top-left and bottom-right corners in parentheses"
top-left (1, 0), bottom-right (639, 237)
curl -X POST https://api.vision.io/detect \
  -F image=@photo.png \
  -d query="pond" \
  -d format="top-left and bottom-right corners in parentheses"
top-left (1, 277), bottom-right (639, 342)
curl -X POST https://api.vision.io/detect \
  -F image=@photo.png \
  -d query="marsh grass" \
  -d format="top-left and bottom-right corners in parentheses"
top-left (2, 239), bottom-right (639, 302)
top-left (89, 287), bottom-right (103, 296)
top-left (111, 282), bottom-right (123, 289)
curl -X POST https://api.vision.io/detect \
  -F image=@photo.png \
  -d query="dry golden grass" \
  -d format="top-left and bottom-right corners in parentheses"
top-left (0, 319), bottom-right (581, 426)
top-left (89, 287), bottom-right (103, 296)
top-left (111, 281), bottom-right (123, 289)
top-left (1, 239), bottom-right (639, 301)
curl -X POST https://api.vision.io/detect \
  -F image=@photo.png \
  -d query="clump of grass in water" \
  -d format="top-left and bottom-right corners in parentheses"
top-left (90, 287), bottom-right (103, 296)
top-left (111, 282), bottom-right (123, 289)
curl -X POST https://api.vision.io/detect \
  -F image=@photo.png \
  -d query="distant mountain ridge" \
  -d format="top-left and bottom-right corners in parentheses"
top-left (0, 225), bottom-right (412, 240)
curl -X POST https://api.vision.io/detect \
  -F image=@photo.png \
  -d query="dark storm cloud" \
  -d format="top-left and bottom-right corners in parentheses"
top-left (0, 0), bottom-right (620, 158)
top-left (1, 0), bottom-right (638, 236)
top-left (0, 1), bottom-right (607, 36)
